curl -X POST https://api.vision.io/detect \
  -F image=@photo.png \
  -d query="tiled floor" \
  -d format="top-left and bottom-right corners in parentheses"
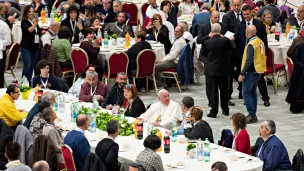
top-left (6, 64), bottom-right (303, 160)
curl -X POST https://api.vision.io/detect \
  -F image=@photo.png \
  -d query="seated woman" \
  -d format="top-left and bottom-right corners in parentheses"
top-left (184, 106), bottom-right (214, 142)
top-left (136, 135), bottom-right (165, 171)
top-left (145, 14), bottom-right (172, 55)
top-left (122, 84), bottom-right (146, 118)
top-left (42, 107), bottom-right (65, 169)
top-left (90, 16), bottom-right (102, 38)
top-left (32, 59), bottom-right (60, 90)
top-left (261, 10), bottom-right (276, 34)
top-left (80, 28), bottom-right (103, 81)
top-left (68, 64), bottom-right (95, 97)
top-left (52, 26), bottom-right (73, 69)
top-left (178, 0), bottom-right (199, 15)
top-left (231, 113), bottom-right (251, 155)
top-left (32, 0), bottom-right (45, 16)
top-left (211, 0), bottom-right (230, 13)
top-left (29, 102), bottom-right (51, 139)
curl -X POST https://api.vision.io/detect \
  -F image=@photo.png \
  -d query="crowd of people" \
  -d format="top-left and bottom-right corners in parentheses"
top-left (0, 0), bottom-right (304, 170)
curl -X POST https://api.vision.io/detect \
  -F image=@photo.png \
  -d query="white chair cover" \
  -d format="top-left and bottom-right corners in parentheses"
top-left (163, 21), bottom-right (175, 44)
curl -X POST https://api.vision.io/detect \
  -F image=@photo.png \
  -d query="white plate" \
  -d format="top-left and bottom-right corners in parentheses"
top-left (72, 43), bottom-right (80, 47)
top-left (148, 40), bottom-right (157, 44)
top-left (100, 49), bottom-right (110, 52)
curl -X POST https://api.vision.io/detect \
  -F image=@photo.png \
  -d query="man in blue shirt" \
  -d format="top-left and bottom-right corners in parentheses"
top-left (64, 114), bottom-right (90, 171)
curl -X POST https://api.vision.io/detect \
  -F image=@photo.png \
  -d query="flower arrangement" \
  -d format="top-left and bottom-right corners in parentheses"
top-left (111, 34), bottom-right (118, 39)
top-left (54, 11), bottom-right (62, 22)
top-left (20, 85), bottom-right (32, 100)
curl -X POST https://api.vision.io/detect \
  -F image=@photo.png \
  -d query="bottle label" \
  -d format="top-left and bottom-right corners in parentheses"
top-left (137, 126), bottom-right (143, 132)
top-left (164, 139), bottom-right (170, 145)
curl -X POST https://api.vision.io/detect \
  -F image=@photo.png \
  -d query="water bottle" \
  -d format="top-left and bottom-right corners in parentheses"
top-left (204, 138), bottom-right (210, 162)
top-left (104, 31), bottom-right (109, 49)
top-left (171, 119), bottom-right (178, 142)
top-left (53, 91), bottom-right (58, 111)
top-left (112, 104), bottom-right (118, 115)
top-left (71, 102), bottom-right (79, 122)
top-left (289, 29), bottom-right (295, 41)
top-left (120, 107), bottom-right (125, 119)
top-left (89, 111), bottom-right (96, 132)
top-left (50, 12), bottom-right (54, 21)
top-left (92, 95), bottom-right (99, 109)
top-left (197, 138), bottom-right (204, 161)
top-left (58, 94), bottom-right (65, 113)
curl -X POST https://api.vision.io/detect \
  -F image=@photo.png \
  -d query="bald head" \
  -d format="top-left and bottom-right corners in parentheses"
top-left (158, 89), bottom-right (170, 106)
top-left (76, 114), bottom-right (89, 127)
top-left (210, 10), bottom-right (220, 24)
top-left (32, 161), bottom-right (49, 171)
top-left (246, 25), bottom-right (257, 38)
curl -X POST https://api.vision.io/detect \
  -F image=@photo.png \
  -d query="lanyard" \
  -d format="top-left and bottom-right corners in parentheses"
top-left (40, 74), bottom-right (49, 88)
top-left (154, 29), bottom-right (160, 41)
top-left (257, 135), bottom-right (274, 157)
top-left (90, 86), bottom-right (97, 96)
top-left (28, 19), bottom-right (37, 33)
top-left (115, 22), bottom-right (124, 32)
top-left (6, 161), bottom-right (21, 168)
top-left (70, 20), bottom-right (76, 34)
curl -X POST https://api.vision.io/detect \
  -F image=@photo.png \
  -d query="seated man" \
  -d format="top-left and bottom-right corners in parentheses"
top-left (139, 89), bottom-right (183, 129)
top-left (178, 21), bottom-right (193, 43)
top-left (101, 72), bottom-right (127, 110)
top-left (104, 11), bottom-right (132, 38)
top-left (32, 160), bottom-right (50, 171)
top-left (177, 96), bottom-right (194, 135)
top-left (0, 84), bottom-right (27, 129)
top-left (154, 25), bottom-right (186, 88)
top-left (289, 5), bottom-right (304, 29)
top-left (64, 114), bottom-right (90, 171)
top-left (79, 71), bottom-right (109, 104)
top-left (23, 91), bottom-right (55, 129)
top-left (58, 0), bottom-right (80, 14)
top-left (256, 120), bottom-right (292, 171)
top-left (41, 21), bottom-right (60, 46)
top-left (184, 106), bottom-right (214, 142)
top-left (5, 142), bottom-right (31, 171)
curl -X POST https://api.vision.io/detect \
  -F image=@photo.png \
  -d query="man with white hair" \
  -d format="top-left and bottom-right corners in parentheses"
top-left (32, 160), bottom-right (50, 171)
top-left (41, 21), bottom-right (60, 46)
top-left (139, 89), bottom-right (183, 129)
top-left (201, 23), bottom-right (235, 118)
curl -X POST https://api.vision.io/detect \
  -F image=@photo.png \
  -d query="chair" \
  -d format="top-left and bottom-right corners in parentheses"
top-left (130, 49), bottom-right (157, 95)
top-left (264, 48), bottom-right (276, 93)
top-left (52, 0), bottom-right (61, 10)
top-left (161, 68), bottom-right (182, 93)
top-left (142, 17), bottom-right (151, 31)
top-left (4, 43), bottom-right (20, 86)
top-left (286, 57), bottom-right (294, 77)
top-left (141, 2), bottom-right (149, 22)
top-left (61, 145), bottom-right (77, 171)
top-left (172, 1), bottom-right (180, 7)
top-left (103, 52), bottom-right (129, 84)
top-left (13, 125), bottom-right (33, 165)
top-left (122, 3), bottom-right (139, 26)
top-left (163, 21), bottom-right (175, 44)
top-left (70, 48), bottom-right (89, 83)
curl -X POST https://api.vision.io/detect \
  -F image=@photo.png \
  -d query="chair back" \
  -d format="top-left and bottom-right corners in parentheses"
top-left (142, 17), bottom-right (151, 31)
top-left (53, 0), bottom-right (60, 9)
top-left (172, 1), bottom-right (180, 6)
top-left (61, 145), bottom-right (77, 171)
top-left (122, 3), bottom-right (138, 26)
top-left (198, 2), bottom-right (204, 8)
top-left (136, 49), bottom-right (156, 77)
top-left (266, 48), bottom-right (275, 70)
top-left (70, 48), bottom-right (89, 76)
top-left (163, 21), bottom-right (175, 44)
top-left (5, 43), bottom-right (20, 73)
top-left (106, 52), bottom-right (129, 78)
top-left (286, 57), bottom-right (294, 77)
top-left (141, 2), bottom-right (149, 21)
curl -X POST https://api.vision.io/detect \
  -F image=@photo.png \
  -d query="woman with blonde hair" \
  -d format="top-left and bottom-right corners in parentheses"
top-left (261, 10), bottom-right (276, 34)
top-left (231, 113), bottom-right (251, 155)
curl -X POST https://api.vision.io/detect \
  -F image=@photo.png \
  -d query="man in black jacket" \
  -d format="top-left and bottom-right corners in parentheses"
top-left (289, 5), bottom-right (304, 29)
top-left (233, 5), bottom-right (270, 107)
top-left (201, 23), bottom-right (235, 118)
top-left (101, 72), bottom-right (127, 110)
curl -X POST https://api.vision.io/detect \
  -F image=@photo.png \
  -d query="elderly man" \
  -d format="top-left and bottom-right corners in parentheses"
top-left (58, 0), bottom-right (80, 14)
top-left (155, 25), bottom-right (186, 88)
top-left (3, 1), bottom-right (21, 27)
top-left (5, 142), bottom-right (31, 171)
top-left (256, 120), bottom-right (292, 171)
top-left (104, 11), bottom-right (132, 38)
top-left (32, 161), bottom-right (50, 171)
top-left (23, 91), bottom-right (55, 128)
top-left (79, 71), bottom-right (108, 104)
top-left (290, 5), bottom-right (304, 29)
top-left (29, 102), bottom-right (52, 138)
top-left (41, 21), bottom-right (60, 46)
top-left (0, 84), bottom-right (27, 129)
top-left (64, 114), bottom-right (90, 171)
top-left (100, 0), bottom-right (115, 24)
top-left (178, 21), bottom-right (193, 43)
top-left (257, 0), bottom-right (280, 22)
top-left (139, 89), bottom-right (183, 129)
top-left (238, 25), bottom-right (266, 124)
top-left (146, 0), bottom-right (160, 18)
top-left (202, 23), bottom-right (235, 118)
top-left (112, 0), bottom-right (130, 19)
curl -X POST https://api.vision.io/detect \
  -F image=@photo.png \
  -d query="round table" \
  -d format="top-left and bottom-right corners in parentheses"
top-left (0, 89), bottom-right (264, 171)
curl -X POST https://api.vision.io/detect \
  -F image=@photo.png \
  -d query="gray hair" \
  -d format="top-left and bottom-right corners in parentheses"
top-left (41, 107), bottom-right (52, 123)
top-left (179, 21), bottom-right (188, 31)
top-left (262, 10), bottom-right (273, 18)
top-left (113, 0), bottom-right (121, 5)
top-left (266, 120), bottom-right (276, 134)
top-left (86, 71), bottom-right (98, 78)
top-left (211, 23), bottom-right (221, 33)
top-left (158, 89), bottom-right (168, 97)
top-left (41, 91), bottom-right (54, 102)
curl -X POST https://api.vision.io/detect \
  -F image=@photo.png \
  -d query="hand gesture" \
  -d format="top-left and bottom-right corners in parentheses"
top-left (8, 16), bottom-right (15, 24)
top-left (209, 32), bottom-right (214, 38)
top-left (96, 95), bottom-right (104, 101)
top-left (76, 22), bottom-right (83, 30)
top-left (63, 4), bottom-right (69, 9)
top-left (93, 39), bottom-right (100, 47)
top-left (238, 75), bottom-right (245, 82)
top-left (146, 21), bottom-right (152, 29)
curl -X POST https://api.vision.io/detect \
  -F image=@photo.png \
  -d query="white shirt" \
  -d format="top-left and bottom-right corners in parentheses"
top-left (159, 10), bottom-right (168, 22)
top-left (139, 100), bottom-right (183, 129)
top-left (178, 2), bottom-right (199, 15)
top-left (146, 4), bottom-right (160, 18)
top-left (74, 127), bottom-right (84, 134)
top-left (68, 78), bottom-right (85, 97)
top-left (0, 20), bottom-right (11, 60)
top-left (41, 30), bottom-right (58, 46)
top-left (233, 10), bottom-right (242, 22)
top-left (245, 18), bottom-right (253, 26)
top-left (162, 36), bottom-right (187, 63)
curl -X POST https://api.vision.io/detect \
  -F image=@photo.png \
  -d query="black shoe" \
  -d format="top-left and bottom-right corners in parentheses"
top-left (222, 111), bottom-right (229, 116)
top-left (228, 100), bottom-right (235, 106)
top-left (264, 100), bottom-right (270, 107)
top-left (246, 115), bottom-right (258, 124)
top-left (238, 92), bottom-right (243, 99)
top-left (207, 113), bottom-right (217, 118)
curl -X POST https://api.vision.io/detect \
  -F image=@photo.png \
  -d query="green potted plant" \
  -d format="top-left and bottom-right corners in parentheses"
top-left (186, 143), bottom-right (196, 159)
top-left (20, 85), bottom-right (32, 100)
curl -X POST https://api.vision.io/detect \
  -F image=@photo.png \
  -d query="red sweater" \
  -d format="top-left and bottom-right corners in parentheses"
top-left (234, 129), bottom-right (251, 155)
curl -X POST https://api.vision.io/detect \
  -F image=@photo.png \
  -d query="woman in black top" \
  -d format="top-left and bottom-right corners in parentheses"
top-left (122, 84), bottom-right (146, 118)
top-left (145, 14), bottom-right (172, 55)
top-left (20, 5), bottom-right (41, 86)
top-left (60, 6), bottom-right (84, 44)
top-left (211, 0), bottom-right (230, 13)
top-left (32, 59), bottom-right (61, 91)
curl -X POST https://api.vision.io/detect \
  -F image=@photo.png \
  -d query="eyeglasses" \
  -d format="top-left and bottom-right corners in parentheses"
top-left (152, 18), bottom-right (159, 20)
top-left (13, 91), bottom-right (20, 94)
top-left (124, 84), bottom-right (133, 89)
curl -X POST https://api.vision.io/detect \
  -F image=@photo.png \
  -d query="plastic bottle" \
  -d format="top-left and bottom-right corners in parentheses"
top-left (125, 32), bottom-right (130, 48)
top-left (89, 111), bottom-right (96, 132)
top-left (204, 138), bottom-right (210, 162)
top-left (275, 25), bottom-right (280, 42)
top-left (12, 76), bottom-right (18, 87)
top-left (285, 20), bottom-right (290, 35)
top-left (171, 119), bottom-right (177, 142)
top-left (41, 8), bottom-right (46, 24)
top-left (112, 104), bottom-right (118, 115)
top-left (34, 84), bottom-right (40, 103)
top-left (289, 29), bottom-right (295, 41)
top-left (104, 31), bottom-right (109, 49)
top-left (50, 12), bottom-right (54, 21)
top-left (164, 135), bottom-right (170, 153)
top-left (71, 101), bottom-right (79, 122)
top-left (53, 91), bottom-right (58, 111)
top-left (197, 138), bottom-right (204, 161)
top-left (137, 121), bottom-right (143, 140)
top-left (120, 107), bottom-right (125, 119)
top-left (38, 90), bottom-right (43, 101)
top-left (58, 94), bottom-right (65, 113)
top-left (92, 95), bottom-right (99, 109)
top-left (134, 118), bottom-right (139, 139)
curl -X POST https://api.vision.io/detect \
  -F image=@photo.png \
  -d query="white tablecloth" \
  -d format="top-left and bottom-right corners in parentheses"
top-left (268, 34), bottom-right (292, 66)
top-left (0, 88), bottom-right (263, 171)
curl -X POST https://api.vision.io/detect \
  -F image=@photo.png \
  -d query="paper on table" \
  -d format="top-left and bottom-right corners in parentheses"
top-left (224, 31), bottom-right (234, 39)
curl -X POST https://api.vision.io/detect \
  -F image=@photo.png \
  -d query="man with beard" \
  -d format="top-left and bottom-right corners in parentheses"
top-left (104, 11), bottom-right (132, 37)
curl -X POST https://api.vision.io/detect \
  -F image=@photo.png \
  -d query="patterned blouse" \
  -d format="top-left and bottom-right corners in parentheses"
top-left (136, 148), bottom-right (165, 171)
top-left (29, 114), bottom-right (47, 139)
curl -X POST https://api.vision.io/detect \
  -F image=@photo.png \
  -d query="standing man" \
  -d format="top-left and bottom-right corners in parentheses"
top-left (202, 23), bottom-right (234, 118)
top-left (238, 25), bottom-right (266, 123)
top-left (234, 5), bottom-right (270, 107)
top-left (0, 19), bottom-right (11, 88)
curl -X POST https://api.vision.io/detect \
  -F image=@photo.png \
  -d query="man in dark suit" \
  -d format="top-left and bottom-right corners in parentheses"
top-left (222, 0), bottom-right (243, 106)
top-left (197, 10), bottom-right (228, 107)
top-left (201, 23), bottom-right (235, 118)
top-left (233, 4), bottom-right (270, 107)
top-left (101, 0), bottom-right (116, 24)
top-left (290, 5), bottom-right (304, 29)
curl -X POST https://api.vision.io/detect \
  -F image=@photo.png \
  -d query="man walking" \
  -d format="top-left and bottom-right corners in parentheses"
top-left (238, 25), bottom-right (266, 123)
